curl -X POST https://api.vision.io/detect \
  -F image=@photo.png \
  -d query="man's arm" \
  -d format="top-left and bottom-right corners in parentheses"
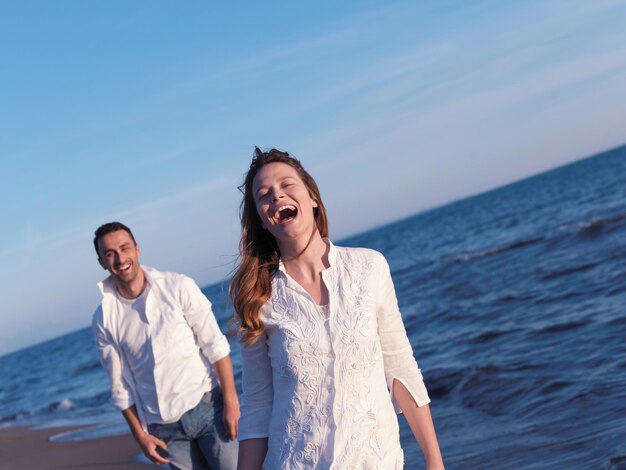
top-left (121, 405), bottom-right (170, 465)
top-left (213, 355), bottom-right (240, 440)
top-left (178, 276), bottom-right (232, 363)
top-left (177, 276), bottom-right (240, 439)
top-left (93, 311), bottom-right (170, 464)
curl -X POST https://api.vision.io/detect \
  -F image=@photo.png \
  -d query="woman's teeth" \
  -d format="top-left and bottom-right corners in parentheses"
top-left (275, 205), bottom-right (297, 222)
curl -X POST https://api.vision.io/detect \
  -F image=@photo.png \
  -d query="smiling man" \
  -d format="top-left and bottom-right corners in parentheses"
top-left (91, 221), bottom-right (238, 470)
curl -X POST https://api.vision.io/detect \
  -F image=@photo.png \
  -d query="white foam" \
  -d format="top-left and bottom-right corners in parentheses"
top-left (57, 398), bottom-right (75, 411)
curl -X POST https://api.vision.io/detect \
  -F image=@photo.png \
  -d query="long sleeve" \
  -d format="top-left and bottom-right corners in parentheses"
top-left (238, 332), bottom-right (274, 440)
top-left (375, 252), bottom-right (431, 412)
top-left (178, 276), bottom-right (231, 364)
top-left (92, 308), bottom-right (135, 411)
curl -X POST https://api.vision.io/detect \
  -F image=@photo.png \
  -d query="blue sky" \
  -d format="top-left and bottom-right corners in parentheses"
top-left (2, 0), bottom-right (626, 355)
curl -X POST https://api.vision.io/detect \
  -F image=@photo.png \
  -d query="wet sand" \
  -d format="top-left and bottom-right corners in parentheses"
top-left (0, 425), bottom-right (154, 470)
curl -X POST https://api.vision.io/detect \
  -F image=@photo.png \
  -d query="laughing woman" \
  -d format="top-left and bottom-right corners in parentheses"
top-left (231, 148), bottom-right (444, 470)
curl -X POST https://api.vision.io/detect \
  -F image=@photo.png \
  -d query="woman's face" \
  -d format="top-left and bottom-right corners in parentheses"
top-left (252, 162), bottom-right (318, 245)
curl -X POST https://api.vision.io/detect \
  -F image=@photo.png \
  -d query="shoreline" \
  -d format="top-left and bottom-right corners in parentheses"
top-left (0, 425), bottom-right (155, 470)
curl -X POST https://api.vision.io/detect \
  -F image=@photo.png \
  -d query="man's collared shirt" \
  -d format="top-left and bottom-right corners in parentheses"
top-left (92, 266), bottom-right (230, 428)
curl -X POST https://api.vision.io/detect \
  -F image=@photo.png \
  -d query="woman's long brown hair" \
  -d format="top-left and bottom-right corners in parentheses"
top-left (230, 148), bottom-right (329, 346)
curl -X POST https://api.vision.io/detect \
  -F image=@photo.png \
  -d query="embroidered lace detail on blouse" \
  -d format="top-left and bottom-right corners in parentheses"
top-left (239, 243), bottom-right (430, 469)
top-left (317, 303), bottom-right (330, 319)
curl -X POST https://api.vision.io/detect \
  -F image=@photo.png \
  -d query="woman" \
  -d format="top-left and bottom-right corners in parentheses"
top-left (231, 148), bottom-right (444, 469)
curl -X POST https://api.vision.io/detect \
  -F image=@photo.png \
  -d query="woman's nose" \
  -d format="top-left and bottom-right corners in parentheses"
top-left (272, 188), bottom-right (284, 201)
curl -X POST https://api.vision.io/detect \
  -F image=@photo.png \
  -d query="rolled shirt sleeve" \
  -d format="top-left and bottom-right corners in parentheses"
top-left (375, 252), bottom-right (431, 412)
top-left (177, 276), bottom-right (231, 364)
top-left (238, 331), bottom-right (274, 440)
top-left (92, 308), bottom-right (135, 411)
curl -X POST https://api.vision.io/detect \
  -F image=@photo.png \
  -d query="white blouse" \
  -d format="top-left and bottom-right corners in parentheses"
top-left (239, 243), bottom-right (431, 469)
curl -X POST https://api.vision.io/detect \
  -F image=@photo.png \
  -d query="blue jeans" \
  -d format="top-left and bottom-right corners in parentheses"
top-left (148, 387), bottom-right (238, 470)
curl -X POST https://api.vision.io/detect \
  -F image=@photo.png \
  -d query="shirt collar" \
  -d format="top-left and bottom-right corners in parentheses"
top-left (97, 265), bottom-right (160, 297)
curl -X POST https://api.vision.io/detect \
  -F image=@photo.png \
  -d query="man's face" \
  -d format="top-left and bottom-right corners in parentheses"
top-left (97, 230), bottom-right (142, 286)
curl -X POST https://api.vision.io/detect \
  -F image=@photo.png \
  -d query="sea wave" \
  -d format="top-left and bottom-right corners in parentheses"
top-left (442, 235), bottom-right (545, 263)
top-left (577, 211), bottom-right (626, 237)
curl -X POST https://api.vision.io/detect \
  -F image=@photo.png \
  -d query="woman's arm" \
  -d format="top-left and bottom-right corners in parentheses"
top-left (238, 331), bottom-right (274, 468)
top-left (393, 380), bottom-right (444, 470)
top-left (374, 251), bottom-right (444, 468)
top-left (238, 438), bottom-right (269, 470)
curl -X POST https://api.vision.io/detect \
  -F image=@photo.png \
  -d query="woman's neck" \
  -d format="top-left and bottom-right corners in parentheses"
top-left (280, 231), bottom-right (330, 305)
top-left (279, 229), bottom-right (329, 276)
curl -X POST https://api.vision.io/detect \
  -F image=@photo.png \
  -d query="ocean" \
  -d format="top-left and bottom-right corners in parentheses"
top-left (1, 145), bottom-right (626, 469)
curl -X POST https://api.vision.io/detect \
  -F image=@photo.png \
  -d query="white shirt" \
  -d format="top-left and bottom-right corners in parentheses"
top-left (92, 266), bottom-right (230, 428)
top-left (239, 243), bottom-right (431, 469)
top-left (112, 286), bottom-right (163, 424)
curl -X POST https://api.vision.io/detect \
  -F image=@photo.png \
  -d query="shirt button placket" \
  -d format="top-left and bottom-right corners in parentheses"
top-left (322, 268), bottom-right (339, 458)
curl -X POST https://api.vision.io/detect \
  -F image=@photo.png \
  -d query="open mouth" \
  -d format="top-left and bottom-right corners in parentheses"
top-left (116, 262), bottom-right (131, 273)
top-left (275, 205), bottom-right (298, 223)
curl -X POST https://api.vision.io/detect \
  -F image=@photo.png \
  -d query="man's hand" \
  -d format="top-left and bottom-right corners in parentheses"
top-left (135, 432), bottom-right (170, 465)
top-left (213, 356), bottom-right (240, 440)
top-left (122, 406), bottom-right (170, 465)
top-left (223, 395), bottom-right (240, 440)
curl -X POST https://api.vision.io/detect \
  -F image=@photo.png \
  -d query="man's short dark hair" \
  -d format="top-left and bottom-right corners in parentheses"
top-left (93, 222), bottom-right (137, 259)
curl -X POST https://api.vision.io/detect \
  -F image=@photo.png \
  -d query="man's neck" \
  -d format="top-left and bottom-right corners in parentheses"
top-left (115, 268), bottom-right (147, 300)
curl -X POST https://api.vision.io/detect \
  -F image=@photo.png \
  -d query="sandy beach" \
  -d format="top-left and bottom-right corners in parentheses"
top-left (0, 426), bottom-right (154, 470)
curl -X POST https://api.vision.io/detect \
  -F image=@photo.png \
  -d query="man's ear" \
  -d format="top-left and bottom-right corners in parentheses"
top-left (98, 257), bottom-right (107, 270)
top-left (136, 244), bottom-right (141, 257)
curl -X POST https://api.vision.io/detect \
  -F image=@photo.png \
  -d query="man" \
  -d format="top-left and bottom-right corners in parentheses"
top-left (92, 221), bottom-right (239, 469)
